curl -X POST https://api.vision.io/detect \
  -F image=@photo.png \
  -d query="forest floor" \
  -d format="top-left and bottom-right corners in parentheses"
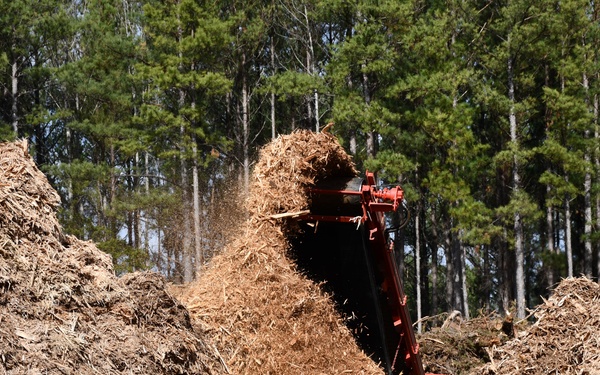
top-left (1, 134), bottom-right (600, 374)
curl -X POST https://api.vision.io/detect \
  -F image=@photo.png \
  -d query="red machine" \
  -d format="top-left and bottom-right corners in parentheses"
top-left (295, 172), bottom-right (427, 375)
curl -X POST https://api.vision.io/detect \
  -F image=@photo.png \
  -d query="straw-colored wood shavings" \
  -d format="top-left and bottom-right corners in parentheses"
top-left (177, 130), bottom-right (382, 374)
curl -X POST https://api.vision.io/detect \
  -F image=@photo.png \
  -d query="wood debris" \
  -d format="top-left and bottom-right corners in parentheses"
top-left (477, 277), bottom-right (600, 375)
top-left (176, 130), bottom-right (382, 374)
top-left (0, 140), bottom-right (223, 374)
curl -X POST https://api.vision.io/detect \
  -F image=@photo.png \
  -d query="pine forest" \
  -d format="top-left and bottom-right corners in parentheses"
top-left (2, 0), bottom-right (600, 323)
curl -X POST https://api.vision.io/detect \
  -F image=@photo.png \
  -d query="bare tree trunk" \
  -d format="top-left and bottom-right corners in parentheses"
top-left (415, 202), bottom-right (422, 333)
top-left (461, 240), bottom-right (469, 319)
top-left (242, 52), bottom-right (250, 193)
top-left (192, 138), bottom-right (203, 273)
top-left (584, 70), bottom-right (593, 277)
top-left (180, 143), bottom-right (193, 282)
top-left (482, 245), bottom-right (490, 311)
top-left (508, 51), bottom-right (526, 319)
top-left (349, 130), bottom-right (357, 156)
top-left (180, 155), bottom-right (193, 281)
top-left (544, 62), bottom-right (556, 287)
top-left (301, 4), bottom-right (318, 131)
top-left (177, 3), bottom-right (193, 282)
top-left (11, 57), bottom-right (19, 136)
top-left (565, 190), bottom-right (574, 277)
top-left (546, 189), bottom-right (555, 287)
top-left (133, 156), bottom-right (140, 250)
top-left (270, 32), bottom-right (276, 139)
top-left (595, 90), bottom-right (600, 282)
top-left (144, 151), bottom-right (150, 258)
top-left (450, 231), bottom-right (463, 315)
top-left (499, 234), bottom-right (512, 313)
top-left (393, 207), bottom-right (405, 283)
top-left (362, 70), bottom-right (377, 159)
top-left (444, 226), bottom-right (454, 313)
top-left (594, 5), bottom-right (600, 282)
top-left (429, 209), bottom-right (439, 314)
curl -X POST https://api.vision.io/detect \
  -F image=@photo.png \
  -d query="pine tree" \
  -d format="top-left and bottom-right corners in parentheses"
top-left (137, 0), bottom-right (231, 280)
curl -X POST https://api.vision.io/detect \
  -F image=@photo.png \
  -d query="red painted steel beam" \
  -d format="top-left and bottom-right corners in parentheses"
top-left (299, 171), bottom-right (428, 375)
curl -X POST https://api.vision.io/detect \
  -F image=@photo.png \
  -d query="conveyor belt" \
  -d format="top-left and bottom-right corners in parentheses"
top-left (292, 172), bottom-right (426, 375)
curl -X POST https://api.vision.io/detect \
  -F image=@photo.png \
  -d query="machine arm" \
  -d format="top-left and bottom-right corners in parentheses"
top-left (297, 172), bottom-right (426, 375)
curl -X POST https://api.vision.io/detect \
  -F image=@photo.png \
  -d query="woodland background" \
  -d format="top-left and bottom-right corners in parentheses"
top-left (2, 0), bottom-right (600, 325)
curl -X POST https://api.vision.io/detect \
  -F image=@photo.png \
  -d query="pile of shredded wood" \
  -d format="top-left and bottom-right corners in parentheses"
top-left (478, 277), bottom-right (600, 375)
top-left (417, 313), bottom-right (511, 374)
top-left (0, 140), bottom-right (223, 374)
top-left (177, 130), bottom-right (384, 374)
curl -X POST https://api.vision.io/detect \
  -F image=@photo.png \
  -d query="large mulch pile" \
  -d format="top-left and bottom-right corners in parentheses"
top-left (478, 277), bottom-right (600, 375)
top-left (176, 130), bottom-right (385, 374)
top-left (0, 140), bottom-right (223, 374)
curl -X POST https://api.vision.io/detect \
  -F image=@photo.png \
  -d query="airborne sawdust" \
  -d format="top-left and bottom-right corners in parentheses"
top-left (177, 130), bottom-right (385, 374)
top-left (0, 140), bottom-right (223, 374)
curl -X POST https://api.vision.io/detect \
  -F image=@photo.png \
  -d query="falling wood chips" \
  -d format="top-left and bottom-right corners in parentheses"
top-left (175, 130), bottom-right (385, 374)
top-left (0, 140), bottom-right (223, 374)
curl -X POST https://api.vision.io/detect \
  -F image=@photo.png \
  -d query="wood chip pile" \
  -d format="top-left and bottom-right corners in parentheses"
top-left (479, 277), bottom-right (600, 375)
top-left (417, 313), bottom-right (510, 374)
top-left (0, 140), bottom-right (223, 374)
top-left (177, 130), bottom-right (384, 374)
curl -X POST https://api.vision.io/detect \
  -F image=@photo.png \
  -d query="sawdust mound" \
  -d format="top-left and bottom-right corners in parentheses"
top-left (479, 277), bottom-right (600, 375)
top-left (177, 130), bottom-right (384, 374)
top-left (0, 140), bottom-right (222, 374)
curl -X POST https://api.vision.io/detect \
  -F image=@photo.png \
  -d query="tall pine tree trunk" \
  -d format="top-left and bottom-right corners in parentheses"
top-left (429, 209), bottom-right (439, 314)
top-left (180, 140), bottom-right (193, 282)
top-left (271, 36), bottom-right (276, 140)
top-left (443, 223), bottom-right (454, 312)
top-left (499, 235), bottom-right (513, 313)
top-left (508, 51), bottom-right (526, 319)
top-left (546, 188), bottom-right (555, 286)
top-left (302, 4), bottom-right (319, 131)
top-left (11, 57), bottom-right (19, 135)
top-left (565, 189), bottom-right (574, 277)
top-left (242, 52), bottom-right (250, 193)
top-left (178, 3), bottom-right (193, 282)
top-left (193, 137), bottom-right (203, 272)
top-left (363, 70), bottom-right (377, 159)
top-left (461, 235), bottom-right (469, 319)
top-left (595, 89), bottom-right (600, 281)
top-left (144, 151), bottom-right (150, 256)
top-left (415, 201), bottom-right (422, 333)
top-left (450, 229), bottom-right (464, 315)
top-left (584, 70), bottom-right (593, 277)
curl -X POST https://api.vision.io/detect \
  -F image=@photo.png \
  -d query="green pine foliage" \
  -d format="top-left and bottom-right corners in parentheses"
top-left (3, 0), bottom-right (600, 317)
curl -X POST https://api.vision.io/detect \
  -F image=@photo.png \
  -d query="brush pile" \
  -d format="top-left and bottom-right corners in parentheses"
top-left (0, 140), bottom-right (222, 374)
top-left (479, 277), bottom-right (600, 375)
top-left (416, 313), bottom-right (510, 374)
top-left (177, 130), bottom-right (384, 374)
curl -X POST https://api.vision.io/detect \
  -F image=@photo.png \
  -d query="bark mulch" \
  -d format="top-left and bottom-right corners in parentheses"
top-left (0, 140), bottom-right (224, 375)
top-left (478, 277), bottom-right (600, 375)
top-left (417, 312), bottom-right (511, 375)
top-left (419, 277), bottom-right (600, 375)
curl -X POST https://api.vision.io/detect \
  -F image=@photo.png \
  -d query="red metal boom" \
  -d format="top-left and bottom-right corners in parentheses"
top-left (297, 171), bottom-right (428, 375)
